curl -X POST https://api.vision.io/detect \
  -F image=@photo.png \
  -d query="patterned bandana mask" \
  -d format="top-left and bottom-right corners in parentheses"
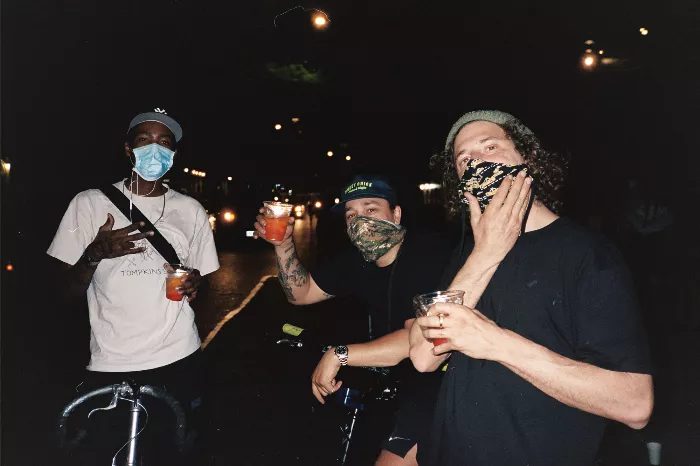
top-left (347, 216), bottom-right (407, 262)
top-left (457, 158), bottom-right (529, 211)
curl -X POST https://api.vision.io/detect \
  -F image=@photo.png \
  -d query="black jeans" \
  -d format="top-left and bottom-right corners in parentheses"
top-left (68, 350), bottom-right (204, 466)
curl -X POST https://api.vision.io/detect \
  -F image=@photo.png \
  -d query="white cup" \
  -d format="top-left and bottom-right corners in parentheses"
top-left (646, 441), bottom-right (661, 465)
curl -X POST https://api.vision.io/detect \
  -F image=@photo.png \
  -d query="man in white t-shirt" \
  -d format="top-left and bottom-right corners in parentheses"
top-left (48, 109), bottom-right (219, 463)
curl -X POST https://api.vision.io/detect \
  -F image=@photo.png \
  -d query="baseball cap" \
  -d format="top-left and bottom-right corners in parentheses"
top-left (444, 110), bottom-right (533, 152)
top-left (128, 108), bottom-right (183, 142)
top-left (331, 175), bottom-right (398, 213)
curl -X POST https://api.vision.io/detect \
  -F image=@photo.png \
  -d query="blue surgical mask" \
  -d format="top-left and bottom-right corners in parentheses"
top-left (132, 143), bottom-right (175, 181)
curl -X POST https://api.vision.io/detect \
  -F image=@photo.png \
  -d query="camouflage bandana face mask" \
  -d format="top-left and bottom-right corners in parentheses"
top-left (457, 158), bottom-right (529, 211)
top-left (347, 216), bottom-right (407, 262)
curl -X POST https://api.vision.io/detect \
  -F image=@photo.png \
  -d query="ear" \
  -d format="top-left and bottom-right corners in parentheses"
top-left (124, 142), bottom-right (132, 158)
top-left (392, 205), bottom-right (402, 224)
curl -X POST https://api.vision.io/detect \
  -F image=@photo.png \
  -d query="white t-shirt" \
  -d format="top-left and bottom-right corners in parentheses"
top-left (47, 181), bottom-right (220, 372)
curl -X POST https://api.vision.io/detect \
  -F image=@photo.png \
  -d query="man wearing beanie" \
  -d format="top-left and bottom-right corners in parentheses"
top-left (410, 110), bottom-right (653, 466)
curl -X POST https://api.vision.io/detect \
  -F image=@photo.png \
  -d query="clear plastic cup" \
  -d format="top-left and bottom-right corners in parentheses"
top-left (166, 264), bottom-right (192, 301)
top-left (646, 442), bottom-right (661, 465)
top-left (413, 290), bottom-right (465, 346)
top-left (263, 201), bottom-right (294, 242)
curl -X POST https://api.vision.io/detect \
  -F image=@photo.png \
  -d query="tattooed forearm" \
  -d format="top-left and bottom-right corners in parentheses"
top-left (276, 245), bottom-right (310, 302)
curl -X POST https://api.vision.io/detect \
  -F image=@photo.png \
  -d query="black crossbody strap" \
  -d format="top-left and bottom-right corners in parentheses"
top-left (100, 184), bottom-right (181, 265)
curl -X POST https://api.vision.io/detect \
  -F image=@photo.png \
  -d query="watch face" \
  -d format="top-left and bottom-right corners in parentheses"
top-left (335, 346), bottom-right (348, 357)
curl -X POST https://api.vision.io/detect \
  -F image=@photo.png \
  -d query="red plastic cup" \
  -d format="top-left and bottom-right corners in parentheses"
top-left (263, 201), bottom-right (293, 242)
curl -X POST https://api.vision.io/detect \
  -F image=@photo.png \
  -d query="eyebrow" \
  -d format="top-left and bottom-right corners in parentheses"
top-left (477, 137), bottom-right (500, 145)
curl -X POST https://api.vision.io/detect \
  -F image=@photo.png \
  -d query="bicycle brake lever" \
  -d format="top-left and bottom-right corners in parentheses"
top-left (87, 382), bottom-right (134, 418)
top-left (276, 338), bottom-right (303, 348)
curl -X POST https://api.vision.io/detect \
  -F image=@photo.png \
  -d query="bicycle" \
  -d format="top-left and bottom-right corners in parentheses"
top-left (56, 381), bottom-right (187, 466)
top-left (276, 323), bottom-right (399, 465)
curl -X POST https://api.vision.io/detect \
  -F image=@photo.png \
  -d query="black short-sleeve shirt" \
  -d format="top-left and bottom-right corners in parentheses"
top-left (313, 231), bottom-right (453, 340)
top-left (422, 218), bottom-right (652, 466)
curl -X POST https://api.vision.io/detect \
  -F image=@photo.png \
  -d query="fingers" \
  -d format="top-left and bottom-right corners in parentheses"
top-left (515, 175), bottom-right (533, 219)
top-left (115, 247), bottom-right (146, 257)
top-left (163, 263), bottom-right (175, 273)
top-left (99, 214), bottom-right (115, 232)
top-left (502, 171), bottom-right (527, 213)
top-left (432, 341), bottom-right (453, 356)
top-left (464, 193), bottom-right (482, 228)
top-left (186, 291), bottom-right (198, 302)
top-left (312, 384), bottom-right (325, 404)
top-left (489, 175), bottom-right (512, 210)
top-left (125, 231), bottom-right (155, 242)
top-left (253, 221), bottom-right (266, 237)
top-left (256, 215), bottom-right (267, 227)
top-left (114, 221), bottom-right (147, 236)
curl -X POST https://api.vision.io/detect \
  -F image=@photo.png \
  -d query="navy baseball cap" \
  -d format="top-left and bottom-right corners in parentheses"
top-left (331, 175), bottom-right (398, 213)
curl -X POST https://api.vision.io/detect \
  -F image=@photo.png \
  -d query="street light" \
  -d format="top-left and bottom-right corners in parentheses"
top-left (599, 50), bottom-right (604, 55)
top-left (640, 27), bottom-right (649, 36)
top-left (581, 53), bottom-right (598, 70)
top-left (334, 198), bottom-right (340, 204)
top-left (274, 196), bottom-right (279, 201)
top-left (275, 124), bottom-right (282, 130)
top-left (292, 117), bottom-right (300, 123)
top-left (327, 151), bottom-right (333, 157)
top-left (312, 13), bottom-right (328, 29)
top-left (184, 168), bottom-right (189, 173)
top-left (345, 155), bottom-right (351, 161)
top-left (227, 176), bottom-right (232, 181)
top-left (315, 201), bottom-right (322, 208)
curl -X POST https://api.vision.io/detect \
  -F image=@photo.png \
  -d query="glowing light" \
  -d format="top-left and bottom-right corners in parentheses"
top-left (640, 27), bottom-right (649, 36)
top-left (327, 151), bottom-right (333, 157)
top-left (5, 263), bottom-right (13, 272)
top-left (275, 124), bottom-right (282, 130)
top-left (585, 48), bottom-right (593, 53)
top-left (345, 155), bottom-right (351, 161)
top-left (1, 160), bottom-right (11, 175)
top-left (581, 53), bottom-right (598, 70)
top-left (584, 56), bottom-right (595, 67)
top-left (274, 196), bottom-right (279, 201)
top-left (334, 198), bottom-right (340, 204)
top-left (292, 117), bottom-right (300, 123)
top-left (294, 206), bottom-right (303, 212)
top-left (585, 39), bottom-right (595, 45)
top-left (184, 168), bottom-right (189, 173)
top-left (227, 176), bottom-right (232, 181)
top-left (285, 198), bottom-right (289, 202)
top-left (201, 172), bottom-right (206, 177)
top-left (313, 14), bottom-right (328, 28)
top-left (314, 201), bottom-right (322, 208)
top-left (598, 50), bottom-right (604, 55)
top-left (208, 215), bottom-right (216, 230)
top-left (222, 211), bottom-right (235, 222)
top-left (419, 183), bottom-right (441, 191)
top-left (296, 211), bottom-right (303, 217)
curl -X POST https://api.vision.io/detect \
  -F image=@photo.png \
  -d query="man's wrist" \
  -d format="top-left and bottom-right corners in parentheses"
top-left (274, 237), bottom-right (295, 252)
top-left (81, 247), bottom-right (101, 267)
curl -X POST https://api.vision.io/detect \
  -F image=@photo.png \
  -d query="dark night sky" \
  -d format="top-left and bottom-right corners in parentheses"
top-left (3, 0), bottom-right (700, 244)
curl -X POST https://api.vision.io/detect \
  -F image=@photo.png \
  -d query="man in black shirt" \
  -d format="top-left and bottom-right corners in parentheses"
top-left (254, 175), bottom-right (452, 465)
top-left (410, 110), bottom-right (654, 466)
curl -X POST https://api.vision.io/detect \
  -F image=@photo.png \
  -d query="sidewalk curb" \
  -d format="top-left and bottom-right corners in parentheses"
top-left (201, 274), bottom-right (277, 350)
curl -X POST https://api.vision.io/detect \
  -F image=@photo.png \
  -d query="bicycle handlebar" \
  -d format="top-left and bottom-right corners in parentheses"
top-left (56, 383), bottom-right (187, 454)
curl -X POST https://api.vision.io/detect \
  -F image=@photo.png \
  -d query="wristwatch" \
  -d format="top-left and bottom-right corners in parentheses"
top-left (334, 345), bottom-right (349, 366)
top-left (82, 249), bottom-right (101, 267)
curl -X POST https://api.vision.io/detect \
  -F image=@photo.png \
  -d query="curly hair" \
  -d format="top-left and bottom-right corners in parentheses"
top-left (430, 120), bottom-right (568, 218)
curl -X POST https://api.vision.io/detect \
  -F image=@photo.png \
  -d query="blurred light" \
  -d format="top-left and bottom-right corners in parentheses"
top-left (296, 211), bottom-right (303, 217)
top-left (289, 190), bottom-right (293, 195)
top-left (5, 263), bottom-right (13, 272)
top-left (201, 172), bottom-right (206, 177)
top-left (585, 48), bottom-right (593, 53)
top-left (294, 206), bottom-right (303, 212)
top-left (345, 155), bottom-right (351, 161)
top-left (192, 170), bottom-right (198, 175)
top-left (585, 39), bottom-right (595, 45)
top-left (275, 124), bottom-right (282, 130)
top-left (274, 196), bottom-right (279, 201)
top-left (313, 14), bottom-right (328, 29)
top-left (184, 168), bottom-right (189, 173)
top-left (334, 198), bottom-right (340, 204)
top-left (292, 117), bottom-right (300, 123)
top-left (285, 198), bottom-right (289, 202)
top-left (1, 160), bottom-right (11, 175)
top-left (598, 50), bottom-right (604, 55)
top-left (601, 57), bottom-right (620, 65)
top-left (227, 176), bottom-right (232, 181)
top-left (208, 215), bottom-right (216, 230)
top-left (271, 189), bottom-right (275, 192)
top-left (222, 211), bottom-right (235, 223)
top-left (419, 183), bottom-right (441, 191)
top-left (314, 201), bottom-right (322, 208)
top-left (327, 151), bottom-right (333, 157)
top-left (581, 53), bottom-right (598, 70)
top-left (640, 27), bottom-right (649, 35)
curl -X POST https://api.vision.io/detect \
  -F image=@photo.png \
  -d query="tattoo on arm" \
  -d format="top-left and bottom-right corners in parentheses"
top-left (277, 250), bottom-right (309, 302)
